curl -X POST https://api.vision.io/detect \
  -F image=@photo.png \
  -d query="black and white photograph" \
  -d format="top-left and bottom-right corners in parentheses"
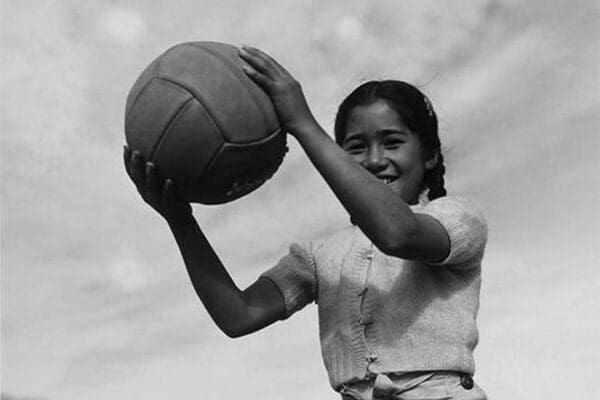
top-left (2, 1), bottom-right (599, 399)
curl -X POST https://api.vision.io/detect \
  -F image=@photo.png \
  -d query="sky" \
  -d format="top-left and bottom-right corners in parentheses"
top-left (1, 0), bottom-right (599, 399)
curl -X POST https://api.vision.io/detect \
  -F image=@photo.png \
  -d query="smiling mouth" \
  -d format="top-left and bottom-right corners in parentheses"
top-left (378, 177), bottom-right (398, 185)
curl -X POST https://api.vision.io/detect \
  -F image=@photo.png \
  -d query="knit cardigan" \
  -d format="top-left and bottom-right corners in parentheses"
top-left (260, 196), bottom-right (488, 391)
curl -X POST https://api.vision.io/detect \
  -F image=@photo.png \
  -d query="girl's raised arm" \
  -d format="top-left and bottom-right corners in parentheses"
top-left (239, 48), bottom-right (450, 263)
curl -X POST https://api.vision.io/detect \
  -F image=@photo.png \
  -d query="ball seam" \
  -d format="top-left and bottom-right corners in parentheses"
top-left (155, 76), bottom-right (228, 146)
top-left (125, 57), bottom-right (161, 113)
top-left (151, 78), bottom-right (225, 184)
top-left (148, 94), bottom-right (195, 163)
top-left (187, 42), bottom-right (276, 141)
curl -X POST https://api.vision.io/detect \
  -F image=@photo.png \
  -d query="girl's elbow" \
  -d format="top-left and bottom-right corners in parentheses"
top-left (221, 322), bottom-right (250, 339)
top-left (375, 226), bottom-right (418, 257)
top-left (221, 312), bottom-right (267, 339)
top-left (377, 240), bottom-right (410, 258)
top-left (223, 327), bottom-right (246, 339)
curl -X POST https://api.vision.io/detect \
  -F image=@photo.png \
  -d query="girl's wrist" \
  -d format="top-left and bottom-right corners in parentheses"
top-left (287, 116), bottom-right (321, 140)
top-left (165, 209), bottom-right (195, 229)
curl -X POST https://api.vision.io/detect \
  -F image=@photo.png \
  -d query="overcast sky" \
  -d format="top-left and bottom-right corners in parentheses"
top-left (2, 0), bottom-right (599, 399)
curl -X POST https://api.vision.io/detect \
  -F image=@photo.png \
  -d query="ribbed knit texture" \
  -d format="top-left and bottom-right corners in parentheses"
top-left (260, 196), bottom-right (488, 391)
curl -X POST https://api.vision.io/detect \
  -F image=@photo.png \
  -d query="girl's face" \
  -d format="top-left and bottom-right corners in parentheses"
top-left (342, 100), bottom-right (435, 204)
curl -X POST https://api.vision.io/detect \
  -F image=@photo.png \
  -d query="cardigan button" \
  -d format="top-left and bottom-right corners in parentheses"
top-left (460, 374), bottom-right (474, 390)
top-left (366, 354), bottom-right (378, 363)
top-left (358, 316), bottom-right (373, 325)
top-left (357, 287), bottom-right (368, 297)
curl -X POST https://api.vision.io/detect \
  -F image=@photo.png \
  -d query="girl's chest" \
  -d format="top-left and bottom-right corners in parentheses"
top-left (315, 233), bottom-right (423, 299)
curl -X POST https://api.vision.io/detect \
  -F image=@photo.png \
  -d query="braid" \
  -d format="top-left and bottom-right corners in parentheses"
top-left (425, 153), bottom-right (447, 201)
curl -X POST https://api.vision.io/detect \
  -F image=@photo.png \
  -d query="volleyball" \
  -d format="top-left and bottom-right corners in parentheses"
top-left (124, 41), bottom-right (286, 204)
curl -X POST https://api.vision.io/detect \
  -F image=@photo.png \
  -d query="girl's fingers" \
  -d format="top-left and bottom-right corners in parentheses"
top-left (239, 47), bottom-right (266, 72)
top-left (123, 145), bottom-right (133, 179)
top-left (145, 162), bottom-right (161, 201)
top-left (163, 179), bottom-right (175, 202)
top-left (249, 46), bottom-right (284, 71)
top-left (131, 150), bottom-right (146, 184)
top-left (240, 46), bottom-right (295, 92)
top-left (239, 46), bottom-right (279, 77)
top-left (246, 46), bottom-right (290, 80)
top-left (242, 64), bottom-right (272, 90)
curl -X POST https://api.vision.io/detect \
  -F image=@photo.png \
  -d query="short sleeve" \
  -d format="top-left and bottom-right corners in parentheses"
top-left (418, 196), bottom-right (488, 266)
top-left (259, 242), bottom-right (318, 319)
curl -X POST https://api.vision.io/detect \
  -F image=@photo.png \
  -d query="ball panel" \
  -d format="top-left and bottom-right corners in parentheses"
top-left (125, 57), bottom-right (160, 113)
top-left (157, 42), bottom-right (279, 144)
top-left (125, 78), bottom-right (193, 162)
top-left (191, 128), bottom-right (287, 204)
top-left (152, 98), bottom-right (224, 201)
top-left (189, 42), bottom-right (279, 130)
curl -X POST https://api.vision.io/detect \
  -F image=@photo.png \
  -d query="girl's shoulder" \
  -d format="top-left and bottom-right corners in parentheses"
top-left (417, 195), bottom-right (487, 225)
top-left (417, 195), bottom-right (489, 266)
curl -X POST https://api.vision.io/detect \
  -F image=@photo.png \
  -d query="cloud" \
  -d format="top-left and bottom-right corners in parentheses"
top-left (336, 15), bottom-right (364, 42)
top-left (478, 244), bottom-right (600, 398)
top-left (107, 255), bottom-right (150, 292)
top-left (96, 6), bottom-right (147, 45)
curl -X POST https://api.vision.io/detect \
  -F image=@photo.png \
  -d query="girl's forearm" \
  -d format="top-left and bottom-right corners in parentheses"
top-left (167, 216), bottom-right (249, 337)
top-left (292, 124), bottom-right (417, 253)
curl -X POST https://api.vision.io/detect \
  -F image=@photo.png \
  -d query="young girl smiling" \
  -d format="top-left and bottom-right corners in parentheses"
top-left (124, 46), bottom-right (488, 399)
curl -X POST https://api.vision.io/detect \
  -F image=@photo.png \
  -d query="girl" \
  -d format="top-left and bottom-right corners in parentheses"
top-left (124, 46), bottom-right (488, 400)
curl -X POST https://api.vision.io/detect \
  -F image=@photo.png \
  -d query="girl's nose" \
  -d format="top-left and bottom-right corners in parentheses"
top-left (363, 146), bottom-right (387, 172)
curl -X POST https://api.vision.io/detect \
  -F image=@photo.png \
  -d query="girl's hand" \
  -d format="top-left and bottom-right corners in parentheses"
top-left (123, 145), bottom-right (193, 225)
top-left (239, 46), bottom-right (317, 137)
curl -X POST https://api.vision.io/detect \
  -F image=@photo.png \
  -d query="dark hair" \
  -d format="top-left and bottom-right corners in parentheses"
top-left (334, 80), bottom-right (447, 201)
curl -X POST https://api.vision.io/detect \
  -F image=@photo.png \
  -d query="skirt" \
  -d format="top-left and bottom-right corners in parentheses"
top-left (338, 371), bottom-right (487, 400)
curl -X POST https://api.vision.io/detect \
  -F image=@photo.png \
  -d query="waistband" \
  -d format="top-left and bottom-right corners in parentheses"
top-left (338, 371), bottom-right (475, 399)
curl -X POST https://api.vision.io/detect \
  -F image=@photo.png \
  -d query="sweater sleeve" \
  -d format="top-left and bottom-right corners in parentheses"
top-left (259, 242), bottom-right (318, 319)
top-left (418, 196), bottom-right (488, 267)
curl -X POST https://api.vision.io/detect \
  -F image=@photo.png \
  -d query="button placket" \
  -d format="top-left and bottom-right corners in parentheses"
top-left (348, 230), bottom-right (380, 377)
top-left (359, 243), bottom-right (378, 372)
top-left (346, 230), bottom-right (374, 372)
top-left (364, 245), bottom-right (374, 261)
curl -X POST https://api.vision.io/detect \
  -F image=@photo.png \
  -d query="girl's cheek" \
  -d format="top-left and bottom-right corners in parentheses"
top-left (349, 153), bottom-right (366, 165)
top-left (393, 152), bottom-right (417, 168)
top-left (400, 147), bottom-right (425, 167)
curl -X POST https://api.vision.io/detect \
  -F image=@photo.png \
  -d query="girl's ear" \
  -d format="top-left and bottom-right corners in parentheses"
top-left (424, 152), bottom-right (439, 171)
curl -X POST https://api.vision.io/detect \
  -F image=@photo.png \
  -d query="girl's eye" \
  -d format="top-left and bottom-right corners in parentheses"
top-left (384, 139), bottom-right (404, 148)
top-left (344, 143), bottom-right (366, 154)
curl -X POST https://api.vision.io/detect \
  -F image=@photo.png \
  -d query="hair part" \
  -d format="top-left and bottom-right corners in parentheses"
top-left (334, 80), bottom-right (447, 201)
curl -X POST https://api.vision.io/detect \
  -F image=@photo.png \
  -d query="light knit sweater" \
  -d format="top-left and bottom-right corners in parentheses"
top-left (260, 196), bottom-right (488, 391)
